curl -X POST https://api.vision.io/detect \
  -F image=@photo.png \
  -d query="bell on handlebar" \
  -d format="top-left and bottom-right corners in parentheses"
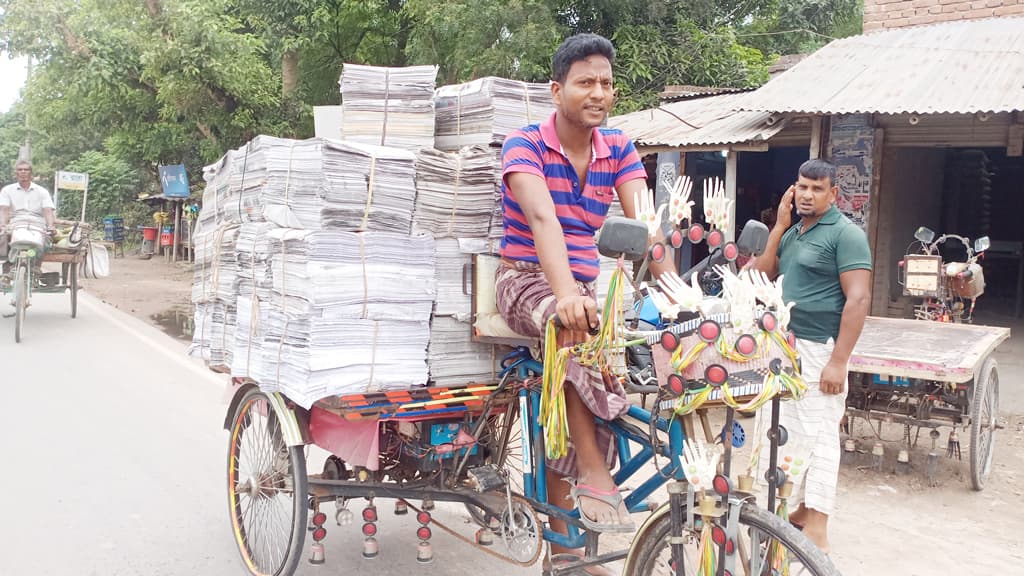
top-left (914, 226), bottom-right (936, 244)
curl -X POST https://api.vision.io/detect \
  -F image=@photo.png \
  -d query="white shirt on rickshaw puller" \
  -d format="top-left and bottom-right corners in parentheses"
top-left (0, 182), bottom-right (55, 215)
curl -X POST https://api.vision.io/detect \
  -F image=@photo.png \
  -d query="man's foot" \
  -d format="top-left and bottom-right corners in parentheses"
top-left (570, 474), bottom-right (634, 533)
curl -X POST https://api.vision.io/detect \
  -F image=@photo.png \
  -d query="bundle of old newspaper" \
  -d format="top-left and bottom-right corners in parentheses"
top-left (321, 140), bottom-right (418, 233)
top-left (412, 146), bottom-right (495, 238)
top-left (339, 64), bottom-right (439, 151)
top-left (434, 77), bottom-right (555, 151)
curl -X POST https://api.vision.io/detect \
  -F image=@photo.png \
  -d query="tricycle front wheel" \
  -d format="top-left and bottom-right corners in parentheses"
top-left (227, 388), bottom-right (308, 575)
top-left (14, 263), bottom-right (27, 343)
top-left (69, 263), bottom-right (78, 318)
top-left (970, 357), bottom-right (999, 491)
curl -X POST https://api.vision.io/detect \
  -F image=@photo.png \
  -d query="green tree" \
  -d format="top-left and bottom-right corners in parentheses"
top-left (56, 149), bottom-right (144, 226)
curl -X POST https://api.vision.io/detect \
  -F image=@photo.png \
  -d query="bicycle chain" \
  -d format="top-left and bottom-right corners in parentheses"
top-left (405, 496), bottom-right (544, 568)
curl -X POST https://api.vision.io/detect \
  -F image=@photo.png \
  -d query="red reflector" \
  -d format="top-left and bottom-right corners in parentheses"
top-left (723, 242), bottom-right (738, 261)
top-left (661, 331), bottom-right (679, 352)
top-left (706, 365), bottom-right (728, 385)
top-left (312, 527), bottom-right (327, 541)
top-left (362, 522), bottom-right (377, 536)
top-left (363, 508), bottom-right (378, 522)
top-left (712, 526), bottom-right (726, 546)
top-left (651, 243), bottom-right (666, 262)
top-left (760, 312), bottom-right (777, 332)
top-left (712, 474), bottom-right (731, 496)
top-left (726, 540), bottom-right (735, 555)
top-left (688, 224), bottom-right (704, 243)
top-left (417, 526), bottom-right (432, 541)
top-left (708, 230), bottom-right (723, 248)
top-left (417, 511), bottom-right (432, 525)
top-left (735, 334), bottom-right (756, 357)
top-left (312, 512), bottom-right (327, 526)
top-left (667, 374), bottom-right (686, 397)
top-left (787, 331), bottom-right (796, 348)
top-left (670, 229), bottom-right (684, 249)
top-left (698, 320), bottom-right (720, 343)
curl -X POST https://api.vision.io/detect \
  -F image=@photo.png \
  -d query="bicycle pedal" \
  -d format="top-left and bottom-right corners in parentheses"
top-left (468, 465), bottom-right (506, 493)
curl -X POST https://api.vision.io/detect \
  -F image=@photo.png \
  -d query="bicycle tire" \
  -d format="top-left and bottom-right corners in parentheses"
top-left (970, 357), bottom-right (998, 491)
top-left (627, 501), bottom-right (840, 576)
top-left (227, 388), bottom-right (308, 576)
top-left (15, 263), bottom-right (27, 343)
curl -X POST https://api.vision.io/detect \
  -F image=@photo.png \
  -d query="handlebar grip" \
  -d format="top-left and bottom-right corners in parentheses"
top-left (552, 314), bottom-right (600, 336)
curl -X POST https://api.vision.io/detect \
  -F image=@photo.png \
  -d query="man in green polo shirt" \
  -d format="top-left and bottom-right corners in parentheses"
top-left (753, 158), bottom-right (872, 554)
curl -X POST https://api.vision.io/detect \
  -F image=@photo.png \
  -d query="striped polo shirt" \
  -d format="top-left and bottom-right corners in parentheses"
top-left (500, 112), bottom-right (646, 282)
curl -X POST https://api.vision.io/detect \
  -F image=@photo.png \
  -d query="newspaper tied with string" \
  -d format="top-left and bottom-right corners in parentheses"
top-left (339, 64), bottom-right (439, 151)
top-left (433, 77), bottom-right (555, 151)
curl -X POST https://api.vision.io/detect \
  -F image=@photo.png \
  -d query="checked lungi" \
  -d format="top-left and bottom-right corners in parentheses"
top-left (495, 260), bottom-right (630, 477)
top-left (757, 338), bottom-right (846, 515)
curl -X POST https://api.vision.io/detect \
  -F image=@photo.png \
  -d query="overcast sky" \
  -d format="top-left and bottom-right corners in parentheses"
top-left (1, 54), bottom-right (28, 113)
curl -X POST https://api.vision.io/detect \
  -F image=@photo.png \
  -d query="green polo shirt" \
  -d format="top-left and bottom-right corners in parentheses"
top-left (778, 205), bottom-right (872, 344)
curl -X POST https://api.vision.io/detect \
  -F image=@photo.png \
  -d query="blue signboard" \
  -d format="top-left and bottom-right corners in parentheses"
top-left (158, 164), bottom-right (190, 199)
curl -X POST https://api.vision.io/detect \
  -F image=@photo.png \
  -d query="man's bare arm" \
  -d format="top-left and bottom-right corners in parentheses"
top-left (819, 268), bottom-right (872, 394)
top-left (0, 205), bottom-right (9, 227)
top-left (43, 207), bottom-right (56, 229)
top-left (750, 185), bottom-right (795, 280)
top-left (507, 172), bottom-right (595, 332)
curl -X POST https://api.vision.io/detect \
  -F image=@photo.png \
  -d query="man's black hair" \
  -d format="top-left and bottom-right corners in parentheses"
top-left (798, 159), bottom-right (837, 187)
top-left (552, 34), bottom-right (615, 84)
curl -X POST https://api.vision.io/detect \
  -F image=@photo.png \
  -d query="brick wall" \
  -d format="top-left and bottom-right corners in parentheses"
top-left (864, 0), bottom-right (1024, 31)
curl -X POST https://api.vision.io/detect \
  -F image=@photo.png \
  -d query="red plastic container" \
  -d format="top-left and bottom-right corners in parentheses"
top-left (142, 227), bottom-right (158, 241)
top-left (160, 227), bottom-right (174, 247)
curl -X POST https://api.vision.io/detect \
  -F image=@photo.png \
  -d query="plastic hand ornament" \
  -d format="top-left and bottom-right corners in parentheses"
top-left (634, 187), bottom-right (666, 237)
top-left (658, 270), bottom-right (705, 314)
top-left (668, 175), bottom-right (695, 226)
top-left (702, 178), bottom-right (733, 233)
top-left (680, 437), bottom-right (722, 490)
top-left (715, 264), bottom-right (757, 330)
top-left (743, 269), bottom-right (795, 331)
top-left (647, 286), bottom-right (682, 319)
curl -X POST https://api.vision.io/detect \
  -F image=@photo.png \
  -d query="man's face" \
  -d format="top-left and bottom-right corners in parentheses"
top-left (552, 55), bottom-right (615, 130)
top-left (794, 174), bottom-right (837, 218)
top-left (15, 166), bottom-right (32, 185)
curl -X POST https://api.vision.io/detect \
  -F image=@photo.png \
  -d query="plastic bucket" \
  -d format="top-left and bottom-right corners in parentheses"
top-left (142, 227), bottom-right (159, 241)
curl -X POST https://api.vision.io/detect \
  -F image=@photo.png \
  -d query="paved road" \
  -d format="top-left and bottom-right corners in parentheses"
top-left (0, 291), bottom-right (539, 576)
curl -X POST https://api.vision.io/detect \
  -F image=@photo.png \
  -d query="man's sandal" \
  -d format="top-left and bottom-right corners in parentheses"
top-left (570, 483), bottom-right (636, 533)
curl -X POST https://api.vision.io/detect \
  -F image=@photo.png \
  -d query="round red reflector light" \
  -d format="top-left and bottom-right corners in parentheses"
top-left (417, 526), bottom-right (432, 541)
top-left (760, 312), bottom-right (777, 332)
top-left (688, 224), bottom-right (704, 243)
top-left (670, 229), bottom-right (684, 249)
top-left (708, 230), bottom-right (723, 248)
top-left (362, 522), bottom-right (377, 537)
top-left (726, 540), bottom-right (736, 555)
top-left (735, 334), bottom-right (756, 357)
top-left (312, 527), bottom-right (327, 541)
top-left (363, 508), bottom-right (378, 522)
top-left (712, 526), bottom-right (727, 546)
top-left (723, 242), bottom-right (738, 261)
top-left (650, 243), bottom-right (666, 262)
top-left (698, 320), bottom-right (720, 343)
top-left (787, 331), bottom-right (796, 348)
top-left (705, 364), bottom-right (728, 386)
top-left (312, 512), bottom-right (327, 526)
top-left (417, 511), bottom-right (431, 525)
top-left (712, 474), bottom-right (732, 496)
top-left (667, 374), bottom-right (686, 397)
top-left (661, 331), bottom-right (679, 352)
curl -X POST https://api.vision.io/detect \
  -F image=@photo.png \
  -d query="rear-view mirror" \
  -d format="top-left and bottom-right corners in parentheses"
top-left (736, 220), bottom-right (769, 256)
top-left (974, 236), bottom-right (990, 253)
top-left (597, 216), bottom-right (649, 261)
top-left (914, 226), bottom-right (936, 244)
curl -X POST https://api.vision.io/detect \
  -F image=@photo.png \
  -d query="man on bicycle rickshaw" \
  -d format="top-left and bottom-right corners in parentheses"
top-left (0, 159), bottom-right (57, 278)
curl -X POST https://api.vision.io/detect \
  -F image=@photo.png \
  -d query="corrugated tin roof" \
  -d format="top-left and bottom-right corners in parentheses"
top-left (737, 17), bottom-right (1024, 115)
top-left (658, 85), bottom-right (748, 102)
top-left (609, 92), bottom-right (785, 149)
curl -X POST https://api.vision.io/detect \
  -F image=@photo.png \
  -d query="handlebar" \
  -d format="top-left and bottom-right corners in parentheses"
top-left (551, 314), bottom-right (601, 336)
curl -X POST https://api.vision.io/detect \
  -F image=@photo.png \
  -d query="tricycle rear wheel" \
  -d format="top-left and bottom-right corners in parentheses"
top-left (970, 357), bottom-right (999, 491)
top-left (69, 262), bottom-right (78, 318)
top-left (14, 263), bottom-right (27, 343)
top-left (227, 388), bottom-right (308, 576)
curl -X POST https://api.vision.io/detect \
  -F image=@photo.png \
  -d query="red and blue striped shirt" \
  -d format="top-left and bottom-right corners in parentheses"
top-left (500, 112), bottom-right (646, 282)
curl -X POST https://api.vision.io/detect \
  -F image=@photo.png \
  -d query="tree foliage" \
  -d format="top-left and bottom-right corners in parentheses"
top-left (0, 0), bottom-right (863, 224)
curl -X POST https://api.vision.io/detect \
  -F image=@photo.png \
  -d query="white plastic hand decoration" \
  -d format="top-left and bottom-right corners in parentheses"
top-left (702, 178), bottom-right (732, 233)
top-left (668, 175), bottom-right (695, 226)
top-left (744, 269), bottom-right (795, 331)
top-left (680, 436), bottom-right (722, 490)
top-left (715, 264), bottom-right (757, 330)
top-left (634, 187), bottom-right (666, 238)
top-left (657, 270), bottom-right (705, 314)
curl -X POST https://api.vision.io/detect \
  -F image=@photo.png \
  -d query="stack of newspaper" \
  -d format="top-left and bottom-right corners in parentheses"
top-left (321, 140), bottom-right (418, 234)
top-left (339, 64), bottom-right (439, 151)
top-left (413, 146), bottom-right (495, 238)
top-left (434, 77), bottom-right (554, 151)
